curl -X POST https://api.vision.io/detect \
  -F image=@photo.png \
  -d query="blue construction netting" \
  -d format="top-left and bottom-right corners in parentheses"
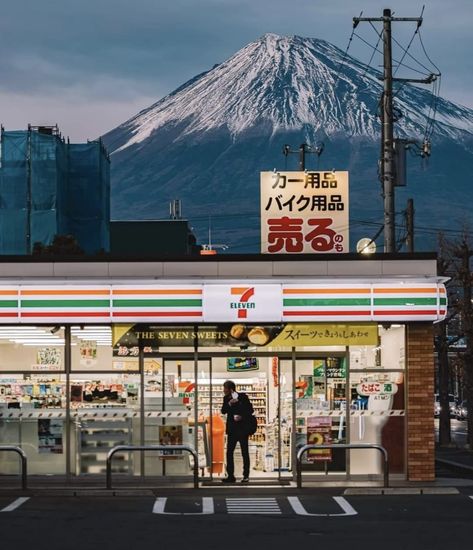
top-left (0, 128), bottom-right (110, 255)
top-left (61, 142), bottom-right (110, 254)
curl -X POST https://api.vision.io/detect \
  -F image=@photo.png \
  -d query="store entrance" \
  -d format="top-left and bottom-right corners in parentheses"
top-left (147, 354), bottom-right (289, 482)
top-left (142, 351), bottom-right (349, 483)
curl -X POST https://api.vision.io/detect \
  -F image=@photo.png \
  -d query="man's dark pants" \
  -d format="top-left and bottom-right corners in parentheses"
top-left (226, 430), bottom-right (250, 478)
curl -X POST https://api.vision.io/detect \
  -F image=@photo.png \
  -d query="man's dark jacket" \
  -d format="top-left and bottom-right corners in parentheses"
top-left (221, 392), bottom-right (254, 435)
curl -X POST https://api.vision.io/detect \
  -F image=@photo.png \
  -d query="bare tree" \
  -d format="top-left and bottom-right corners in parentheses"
top-left (453, 237), bottom-right (473, 449)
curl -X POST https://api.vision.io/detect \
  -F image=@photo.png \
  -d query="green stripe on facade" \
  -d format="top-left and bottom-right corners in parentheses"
top-left (283, 298), bottom-right (371, 307)
top-left (374, 298), bottom-right (437, 306)
top-left (21, 300), bottom-right (110, 308)
top-left (112, 299), bottom-right (202, 308)
top-left (0, 300), bottom-right (18, 307)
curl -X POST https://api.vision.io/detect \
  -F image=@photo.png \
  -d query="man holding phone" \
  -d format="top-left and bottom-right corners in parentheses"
top-left (221, 380), bottom-right (254, 483)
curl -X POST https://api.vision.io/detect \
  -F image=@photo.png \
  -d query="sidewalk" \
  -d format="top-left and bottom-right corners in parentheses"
top-left (436, 445), bottom-right (473, 476)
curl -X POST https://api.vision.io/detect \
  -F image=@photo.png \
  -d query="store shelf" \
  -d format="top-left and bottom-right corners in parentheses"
top-left (78, 418), bottom-right (132, 475)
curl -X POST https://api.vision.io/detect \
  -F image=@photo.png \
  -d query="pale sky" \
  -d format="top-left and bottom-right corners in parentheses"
top-left (0, 0), bottom-right (471, 141)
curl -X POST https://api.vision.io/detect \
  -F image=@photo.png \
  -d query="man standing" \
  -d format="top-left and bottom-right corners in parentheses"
top-left (221, 380), bottom-right (254, 483)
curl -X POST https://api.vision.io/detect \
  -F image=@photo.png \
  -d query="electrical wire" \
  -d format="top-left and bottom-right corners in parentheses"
top-left (358, 22), bottom-right (383, 83)
top-left (353, 33), bottom-right (430, 77)
top-left (417, 27), bottom-right (442, 75)
top-left (391, 34), bottom-right (433, 77)
top-left (393, 26), bottom-right (420, 78)
top-left (331, 14), bottom-right (360, 91)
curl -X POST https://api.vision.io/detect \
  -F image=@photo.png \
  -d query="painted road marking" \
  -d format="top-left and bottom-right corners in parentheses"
top-left (0, 497), bottom-right (30, 513)
top-left (153, 497), bottom-right (214, 515)
top-left (226, 497), bottom-right (281, 515)
top-left (288, 496), bottom-right (357, 517)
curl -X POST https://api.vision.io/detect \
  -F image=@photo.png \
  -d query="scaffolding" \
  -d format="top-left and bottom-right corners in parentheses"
top-left (0, 126), bottom-right (110, 255)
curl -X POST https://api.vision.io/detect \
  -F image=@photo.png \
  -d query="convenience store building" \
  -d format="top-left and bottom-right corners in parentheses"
top-left (0, 254), bottom-right (445, 484)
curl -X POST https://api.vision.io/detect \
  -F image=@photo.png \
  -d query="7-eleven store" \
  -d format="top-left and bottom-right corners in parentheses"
top-left (0, 255), bottom-right (445, 484)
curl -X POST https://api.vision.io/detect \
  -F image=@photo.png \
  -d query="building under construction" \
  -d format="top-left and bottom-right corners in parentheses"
top-left (0, 125), bottom-right (110, 255)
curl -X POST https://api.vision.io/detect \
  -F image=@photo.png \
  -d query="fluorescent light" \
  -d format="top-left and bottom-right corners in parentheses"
top-left (11, 339), bottom-right (65, 344)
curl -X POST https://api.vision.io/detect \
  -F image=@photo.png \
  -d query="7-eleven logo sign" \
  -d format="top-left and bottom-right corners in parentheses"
top-left (203, 284), bottom-right (282, 322)
top-left (231, 287), bottom-right (255, 319)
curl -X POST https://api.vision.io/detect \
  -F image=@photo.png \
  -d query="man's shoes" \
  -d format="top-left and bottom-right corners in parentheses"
top-left (222, 476), bottom-right (236, 483)
top-left (241, 477), bottom-right (250, 483)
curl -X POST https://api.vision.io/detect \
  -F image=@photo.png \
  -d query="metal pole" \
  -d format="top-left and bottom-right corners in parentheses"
top-left (0, 446), bottom-right (28, 490)
top-left (65, 325), bottom-right (71, 483)
top-left (209, 358), bottom-right (213, 482)
top-left (406, 198), bottom-right (414, 252)
top-left (382, 8), bottom-right (395, 252)
top-left (106, 445), bottom-right (199, 490)
top-left (193, 332), bottom-right (199, 482)
top-left (299, 144), bottom-right (306, 171)
top-left (277, 355), bottom-right (282, 479)
top-left (139, 346), bottom-right (145, 478)
top-left (296, 443), bottom-right (389, 489)
top-left (291, 349), bottom-right (297, 481)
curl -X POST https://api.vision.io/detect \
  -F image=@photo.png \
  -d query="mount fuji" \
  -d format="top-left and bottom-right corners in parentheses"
top-left (103, 33), bottom-right (473, 252)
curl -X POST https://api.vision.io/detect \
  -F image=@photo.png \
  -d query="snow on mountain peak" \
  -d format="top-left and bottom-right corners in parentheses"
top-left (112, 33), bottom-right (473, 154)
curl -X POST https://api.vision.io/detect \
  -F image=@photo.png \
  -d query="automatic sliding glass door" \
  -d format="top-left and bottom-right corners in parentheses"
top-left (143, 357), bottom-right (210, 480)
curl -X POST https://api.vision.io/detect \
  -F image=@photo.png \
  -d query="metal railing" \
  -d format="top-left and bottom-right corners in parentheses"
top-left (0, 446), bottom-right (28, 490)
top-left (106, 445), bottom-right (199, 490)
top-left (296, 443), bottom-right (389, 489)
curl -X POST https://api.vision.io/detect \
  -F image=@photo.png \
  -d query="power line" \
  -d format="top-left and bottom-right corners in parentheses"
top-left (390, 34), bottom-right (433, 76)
top-left (353, 32), bottom-right (430, 77)
top-left (331, 14), bottom-right (361, 91)
top-left (392, 22), bottom-right (420, 78)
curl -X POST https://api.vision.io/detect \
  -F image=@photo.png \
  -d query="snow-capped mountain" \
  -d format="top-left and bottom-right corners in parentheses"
top-left (103, 33), bottom-right (473, 251)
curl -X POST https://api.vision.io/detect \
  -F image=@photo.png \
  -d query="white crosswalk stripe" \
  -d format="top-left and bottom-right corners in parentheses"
top-left (0, 497), bottom-right (30, 513)
top-left (226, 498), bottom-right (281, 515)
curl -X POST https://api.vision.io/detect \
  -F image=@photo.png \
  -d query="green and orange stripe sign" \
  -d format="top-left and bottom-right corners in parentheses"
top-left (0, 282), bottom-right (447, 323)
top-left (282, 284), bottom-right (447, 322)
top-left (19, 287), bottom-right (111, 322)
top-left (0, 288), bottom-right (19, 319)
top-left (111, 286), bottom-right (203, 322)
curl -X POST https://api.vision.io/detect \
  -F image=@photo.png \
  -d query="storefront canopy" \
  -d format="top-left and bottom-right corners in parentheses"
top-left (0, 280), bottom-right (446, 323)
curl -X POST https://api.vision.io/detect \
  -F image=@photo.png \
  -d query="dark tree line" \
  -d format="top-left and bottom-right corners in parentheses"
top-left (437, 233), bottom-right (473, 449)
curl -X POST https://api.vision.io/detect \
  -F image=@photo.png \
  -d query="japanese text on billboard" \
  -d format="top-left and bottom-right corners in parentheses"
top-left (260, 171), bottom-right (349, 253)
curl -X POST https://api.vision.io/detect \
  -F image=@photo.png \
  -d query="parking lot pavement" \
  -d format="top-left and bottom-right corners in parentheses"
top-left (1, 493), bottom-right (473, 549)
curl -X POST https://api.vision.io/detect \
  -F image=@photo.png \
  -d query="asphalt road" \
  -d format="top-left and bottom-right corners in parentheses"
top-left (1, 491), bottom-right (473, 550)
top-left (435, 418), bottom-right (468, 446)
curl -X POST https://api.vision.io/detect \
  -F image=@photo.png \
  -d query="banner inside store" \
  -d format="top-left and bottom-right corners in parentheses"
top-left (112, 323), bottom-right (379, 355)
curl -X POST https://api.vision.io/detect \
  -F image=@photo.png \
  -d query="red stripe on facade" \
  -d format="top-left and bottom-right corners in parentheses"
top-left (112, 311), bottom-right (203, 317)
top-left (21, 312), bottom-right (109, 318)
top-left (373, 310), bottom-right (437, 316)
top-left (283, 310), bottom-right (371, 316)
top-left (0, 312), bottom-right (18, 317)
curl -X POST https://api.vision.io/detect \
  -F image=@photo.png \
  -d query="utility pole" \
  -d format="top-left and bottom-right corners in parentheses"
top-left (353, 9), bottom-right (433, 252)
top-left (282, 142), bottom-right (325, 170)
top-left (382, 9), bottom-right (395, 253)
top-left (299, 144), bottom-right (306, 170)
top-left (406, 198), bottom-right (414, 252)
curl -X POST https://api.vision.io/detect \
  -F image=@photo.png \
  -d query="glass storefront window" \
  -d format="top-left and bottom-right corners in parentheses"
top-left (0, 322), bottom-right (408, 481)
top-left (0, 326), bottom-right (67, 475)
top-left (70, 326), bottom-right (140, 475)
top-left (349, 325), bottom-right (406, 475)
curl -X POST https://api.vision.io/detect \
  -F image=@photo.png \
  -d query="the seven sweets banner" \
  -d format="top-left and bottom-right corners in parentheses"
top-left (260, 171), bottom-right (349, 254)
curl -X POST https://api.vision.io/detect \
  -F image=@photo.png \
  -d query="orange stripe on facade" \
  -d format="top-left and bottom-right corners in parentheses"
top-left (373, 288), bottom-right (437, 294)
top-left (0, 290), bottom-right (18, 295)
top-left (22, 289), bottom-right (109, 296)
top-left (112, 289), bottom-right (202, 295)
top-left (283, 288), bottom-right (371, 294)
